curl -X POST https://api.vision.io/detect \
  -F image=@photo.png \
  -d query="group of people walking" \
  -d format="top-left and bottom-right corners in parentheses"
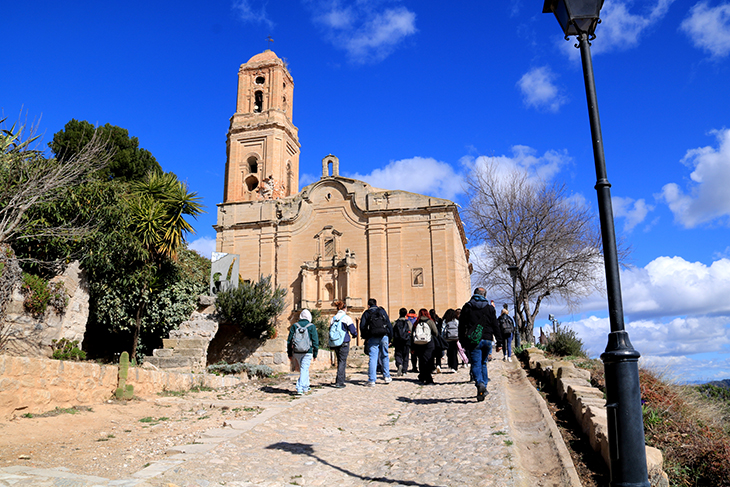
top-left (286, 289), bottom-right (517, 402)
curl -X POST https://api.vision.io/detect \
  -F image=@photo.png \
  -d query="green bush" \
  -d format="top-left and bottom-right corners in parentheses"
top-left (21, 273), bottom-right (68, 316)
top-left (215, 275), bottom-right (286, 338)
top-left (310, 309), bottom-right (330, 351)
top-left (545, 323), bottom-right (586, 358)
top-left (50, 338), bottom-right (86, 361)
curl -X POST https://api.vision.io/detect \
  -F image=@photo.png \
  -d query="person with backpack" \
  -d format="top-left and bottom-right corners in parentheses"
top-left (329, 300), bottom-right (358, 388)
top-left (359, 298), bottom-right (393, 386)
top-left (412, 308), bottom-right (438, 384)
top-left (406, 309), bottom-right (418, 373)
top-left (430, 309), bottom-right (445, 373)
top-left (287, 309), bottom-right (319, 395)
top-left (498, 304), bottom-right (515, 362)
top-left (458, 287), bottom-right (501, 402)
top-left (441, 308), bottom-right (460, 372)
top-left (392, 308), bottom-right (412, 376)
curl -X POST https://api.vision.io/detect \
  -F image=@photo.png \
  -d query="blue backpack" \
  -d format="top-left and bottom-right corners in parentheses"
top-left (329, 317), bottom-right (347, 347)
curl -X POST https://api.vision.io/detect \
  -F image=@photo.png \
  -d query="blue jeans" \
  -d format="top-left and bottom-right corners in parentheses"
top-left (294, 353), bottom-right (312, 393)
top-left (366, 335), bottom-right (391, 383)
top-left (503, 333), bottom-right (513, 358)
top-left (470, 339), bottom-right (493, 388)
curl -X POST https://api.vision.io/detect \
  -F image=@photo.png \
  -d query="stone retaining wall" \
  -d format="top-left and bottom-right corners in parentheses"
top-left (0, 354), bottom-right (245, 419)
top-left (522, 347), bottom-right (669, 487)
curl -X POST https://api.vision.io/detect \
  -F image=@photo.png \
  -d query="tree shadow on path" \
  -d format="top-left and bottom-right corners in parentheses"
top-left (266, 441), bottom-right (444, 487)
top-left (396, 395), bottom-right (474, 405)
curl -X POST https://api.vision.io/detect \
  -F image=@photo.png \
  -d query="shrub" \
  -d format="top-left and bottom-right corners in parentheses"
top-left (545, 323), bottom-right (586, 358)
top-left (50, 338), bottom-right (86, 361)
top-left (310, 309), bottom-right (330, 351)
top-left (21, 273), bottom-right (68, 316)
top-left (215, 275), bottom-right (286, 338)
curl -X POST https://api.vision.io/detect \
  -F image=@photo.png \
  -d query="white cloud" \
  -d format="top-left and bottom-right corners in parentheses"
top-left (233, 0), bottom-right (273, 28)
top-left (348, 157), bottom-right (463, 200)
top-left (465, 145), bottom-right (571, 183)
top-left (612, 196), bottom-right (653, 231)
top-left (558, 0), bottom-right (675, 57)
top-left (188, 236), bottom-right (216, 259)
top-left (299, 172), bottom-right (319, 188)
top-left (517, 67), bottom-right (566, 113)
top-left (680, 1), bottom-right (730, 58)
top-left (308, 1), bottom-right (417, 63)
top-left (659, 128), bottom-right (730, 228)
top-left (544, 255), bottom-right (730, 345)
top-left (560, 314), bottom-right (730, 381)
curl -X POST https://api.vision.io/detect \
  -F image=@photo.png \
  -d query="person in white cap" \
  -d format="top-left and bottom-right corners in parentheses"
top-left (287, 309), bottom-right (319, 395)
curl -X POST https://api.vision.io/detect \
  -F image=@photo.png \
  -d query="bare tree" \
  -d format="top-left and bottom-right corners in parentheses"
top-left (0, 117), bottom-right (112, 349)
top-left (0, 118), bottom-right (113, 246)
top-left (464, 160), bottom-right (605, 344)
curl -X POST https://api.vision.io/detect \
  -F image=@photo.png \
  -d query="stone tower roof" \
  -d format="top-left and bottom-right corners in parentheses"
top-left (246, 50), bottom-right (279, 64)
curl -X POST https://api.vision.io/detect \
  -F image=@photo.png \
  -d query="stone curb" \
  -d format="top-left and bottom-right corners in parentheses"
top-left (510, 365), bottom-right (583, 487)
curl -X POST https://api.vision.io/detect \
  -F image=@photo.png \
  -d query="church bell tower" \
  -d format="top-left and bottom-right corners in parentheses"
top-left (223, 50), bottom-right (300, 202)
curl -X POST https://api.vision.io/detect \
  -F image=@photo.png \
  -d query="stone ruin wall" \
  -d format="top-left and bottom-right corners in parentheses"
top-left (2, 261), bottom-right (89, 358)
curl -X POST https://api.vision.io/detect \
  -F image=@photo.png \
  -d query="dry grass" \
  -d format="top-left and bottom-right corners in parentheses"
top-left (639, 369), bottom-right (730, 487)
top-left (584, 360), bottom-right (730, 487)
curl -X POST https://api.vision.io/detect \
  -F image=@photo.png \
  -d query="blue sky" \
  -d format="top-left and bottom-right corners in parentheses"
top-left (3, 0), bottom-right (730, 382)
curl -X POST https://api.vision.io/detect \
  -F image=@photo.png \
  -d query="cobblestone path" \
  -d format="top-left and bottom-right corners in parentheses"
top-left (0, 360), bottom-right (580, 487)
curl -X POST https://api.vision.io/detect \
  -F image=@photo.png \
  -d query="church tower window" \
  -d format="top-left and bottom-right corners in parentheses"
top-left (248, 156), bottom-right (258, 174)
top-left (254, 91), bottom-right (263, 112)
top-left (255, 76), bottom-right (265, 85)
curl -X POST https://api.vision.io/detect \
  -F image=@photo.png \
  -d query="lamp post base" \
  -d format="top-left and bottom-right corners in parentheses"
top-left (601, 330), bottom-right (650, 487)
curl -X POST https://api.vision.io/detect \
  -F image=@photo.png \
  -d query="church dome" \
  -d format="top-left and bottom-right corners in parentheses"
top-left (247, 50), bottom-right (279, 64)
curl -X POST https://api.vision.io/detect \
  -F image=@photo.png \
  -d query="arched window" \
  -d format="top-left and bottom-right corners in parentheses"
top-left (254, 91), bottom-right (263, 113)
top-left (248, 156), bottom-right (258, 173)
top-left (286, 162), bottom-right (292, 194)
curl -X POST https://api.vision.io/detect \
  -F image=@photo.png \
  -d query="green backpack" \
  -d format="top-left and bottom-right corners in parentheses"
top-left (466, 323), bottom-right (483, 346)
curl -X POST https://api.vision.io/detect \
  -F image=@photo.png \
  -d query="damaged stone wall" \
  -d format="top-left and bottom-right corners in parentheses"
top-left (2, 261), bottom-right (89, 357)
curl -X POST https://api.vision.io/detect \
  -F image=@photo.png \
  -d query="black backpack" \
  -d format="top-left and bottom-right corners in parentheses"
top-left (367, 308), bottom-right (389, 337)
top-left (499, 314), bottom-right (514, 337)
top-left (393, 318), bottom-right (411, 341)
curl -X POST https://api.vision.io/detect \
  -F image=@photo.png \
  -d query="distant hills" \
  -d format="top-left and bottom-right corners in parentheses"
top-left (706, 379), bottom-right (730, 389)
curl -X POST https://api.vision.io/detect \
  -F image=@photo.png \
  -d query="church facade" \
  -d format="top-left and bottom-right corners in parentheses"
top-left (215, 50), bottom-right (472, 332)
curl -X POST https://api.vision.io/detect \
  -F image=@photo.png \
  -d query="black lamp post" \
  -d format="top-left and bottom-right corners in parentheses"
top-left (507, 264), bottom-right (520, 349)
top-left (542, 1), bottom-right (650, 486)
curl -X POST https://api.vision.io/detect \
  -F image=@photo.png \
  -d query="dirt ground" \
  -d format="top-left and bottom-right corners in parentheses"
top-left (0, 376), bottom-right (294, 479)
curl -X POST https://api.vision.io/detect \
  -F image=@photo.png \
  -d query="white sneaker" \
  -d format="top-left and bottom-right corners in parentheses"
top-left (508, 357), bottom-right (512, 362)
top-left (384, 377), bottom-right (392, 384)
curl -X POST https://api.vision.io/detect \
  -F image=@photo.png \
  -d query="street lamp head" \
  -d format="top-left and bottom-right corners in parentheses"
top-left (507, 264), bottom-right (519, 280)
top-left (542, 0), bottom-right (604, 39)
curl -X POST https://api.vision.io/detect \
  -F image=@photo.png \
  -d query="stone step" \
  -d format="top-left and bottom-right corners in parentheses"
top-left (144, 356), bottom-right (194, 369)
top-left (163, 338), bottom-right (208, 349)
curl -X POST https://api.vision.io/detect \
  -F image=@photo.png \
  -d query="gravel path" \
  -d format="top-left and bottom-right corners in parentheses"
top-left (0, 360), bottom-right (580, 487)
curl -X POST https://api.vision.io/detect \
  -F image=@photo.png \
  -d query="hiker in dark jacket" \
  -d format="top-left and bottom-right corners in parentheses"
top-left (392, 308), bottom-right (412, 376)
top-left (441, 308), bottom-right (460, 371)
top-left (287, 309), bottom-right (319, 395)
top-left (458, 287), bottom-right (501, 402)
top-left (498, 304), bottom-right (515, 362)
top-left (412, 308), bottom-right (439, 385)
top-left (430, 309), bottom-right (445, 373)
top-left (406, 309), bottom-right (418, 372)
top-left (360, 298), bottom-right (393, 386)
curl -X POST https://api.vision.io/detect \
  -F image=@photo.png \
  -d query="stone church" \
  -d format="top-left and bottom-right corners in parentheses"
top-left (214, 50), bottom-right (472, 336)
